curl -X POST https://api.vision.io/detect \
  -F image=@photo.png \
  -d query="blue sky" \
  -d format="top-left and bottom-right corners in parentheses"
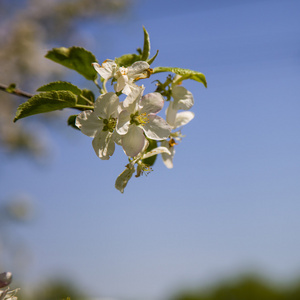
top-left (1, 0), bottom-right (300, 299)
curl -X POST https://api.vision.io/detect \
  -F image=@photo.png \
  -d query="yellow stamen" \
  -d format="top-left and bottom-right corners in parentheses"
top-left (133, 112), bottom-right (149, 126)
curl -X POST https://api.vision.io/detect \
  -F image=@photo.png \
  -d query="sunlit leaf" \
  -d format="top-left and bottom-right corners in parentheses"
top-left (153, 67), bottom-right (207, 88)
top-left (45, 47), bottom-right (98, 80)
top-left (147, 50), bottom-right (159, 65)
top-left (14, 91), bottom-right (77, 122)
top-left (141, 26), bottom-right (150, 61)
top-left (37, 81), bottom-right (82, 95)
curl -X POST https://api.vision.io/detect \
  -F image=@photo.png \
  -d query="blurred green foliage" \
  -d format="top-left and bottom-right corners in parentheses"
top-left (18, 280), bottom-right (86, 300)
top-left (13, 275), bottom-right (300, 300)
top-left (171, 276), bottom-right (300, 300)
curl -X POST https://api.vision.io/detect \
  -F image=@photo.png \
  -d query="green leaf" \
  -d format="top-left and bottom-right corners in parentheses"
top-left (153, 67), bottom-right (207, 88)
top-left (141, 26), bottom-right (150, 61)
top-left (114, 27), bottom-right (151, 66)
top-left (45, 47), bottom-right (97, 81)
top-left (67, 114), bottom-right (80, 130)
top-left (37, 81), bottom-right (82, 95)
top-left (14, 91), bottom-right (77, 122)
top-left (142, 139), bottom-right (158, 166)
top-left (36, 82), bottom-right (95, 108)
top-left (147, 50), bottom-right (159, 65)
top-left (115, 53), bottom-right (141, 68)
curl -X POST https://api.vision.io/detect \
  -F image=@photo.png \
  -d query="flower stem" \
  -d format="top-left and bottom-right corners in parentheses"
top-left (94, 79), bottom-right (104, 93)
top-left (74, 104), bottom-right (94, 110)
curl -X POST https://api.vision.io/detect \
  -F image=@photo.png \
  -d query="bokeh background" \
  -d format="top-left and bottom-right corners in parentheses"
top-left (1, 0), bottom-right (300, 299)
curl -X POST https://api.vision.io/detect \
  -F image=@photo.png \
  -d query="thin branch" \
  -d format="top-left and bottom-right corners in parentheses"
top-left (0, 83), bottom-right (34, 99)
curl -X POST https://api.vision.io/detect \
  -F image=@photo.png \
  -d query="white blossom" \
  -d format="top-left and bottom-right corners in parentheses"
top-left (93, 60), bottom-right (152, 95)
top-left (162, 84), bottom-right (195, 168)
top-left (76, 92), bottom-right (120, 160)
top-left (116, 91), bottom-right (171, 157)
top-left (92, 59), bottom-right (117, 80)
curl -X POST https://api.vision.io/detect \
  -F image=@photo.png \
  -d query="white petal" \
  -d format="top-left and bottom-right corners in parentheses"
top-left (128, 61), bottom-right (150, 78)
top-left (117, 101), bottom-right (125, 115)
top-left (122, 81), bottom-right (138, 96)
top-left (123, 85), bottom-right (144, 109)
top-left (174, 111), bottom-right (195, 128)
top-left (142, 146), bottom-right (171, 159)
top-left (115, 75), bottom-right (128, 92)
top-left (142, 115), bottom-right (171, 140)
top-left (165, 100), bottom-right (177, 127)
top-left (122, 125), bottom-right (145, 157)
top-left (115, 165), bottom-right (135, 193)
top-left (172, 85), bottom-right (194, 110)
top-left (173, 74), bottom-right (182, 82)
top-left (116, 110), bottom-right (131, 135)
top-left (76, 110), bottom-right (102, 137)
top-left (94, 92), bottom-right (119, 118)
top-left (140, 92), bottom-right (164, 115)
top-left (161, 140), bottom-right (175, 169)
top-left (93, 60), bottom-right (116, 80)
top-left (113, 131), bottom-right (123, 145)
top-left (92, 130), bottom-right (115, 160)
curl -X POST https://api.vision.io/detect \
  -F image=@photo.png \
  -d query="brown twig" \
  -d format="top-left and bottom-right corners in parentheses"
top-left (0, 83), bottom-right (34, 99)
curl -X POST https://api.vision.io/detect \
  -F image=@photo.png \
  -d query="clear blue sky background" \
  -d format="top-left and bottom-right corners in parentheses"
top-left (1, 0), bottom-right (300, 299)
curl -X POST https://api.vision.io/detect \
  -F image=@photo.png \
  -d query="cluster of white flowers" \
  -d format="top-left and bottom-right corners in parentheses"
top-left (0, 272), bottom-right (19, 300)
top-left (76, 60), bottom-right (195, 193)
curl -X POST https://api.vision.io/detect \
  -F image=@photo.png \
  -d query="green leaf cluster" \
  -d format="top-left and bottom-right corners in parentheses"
top-left (14, 45), bottom-right (100, 122)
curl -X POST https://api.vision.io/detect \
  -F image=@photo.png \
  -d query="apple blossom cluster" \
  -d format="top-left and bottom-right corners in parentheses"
top-left (75, 59), bottom-right (196, 193)
top-left (12, 27), bottom-right (206, 193)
